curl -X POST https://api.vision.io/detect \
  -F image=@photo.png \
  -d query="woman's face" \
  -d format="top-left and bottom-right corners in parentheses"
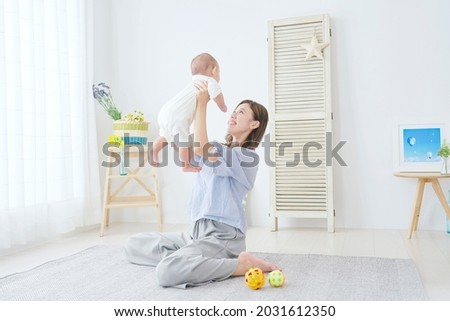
top-left (227, 103), bottom-right (258, 139)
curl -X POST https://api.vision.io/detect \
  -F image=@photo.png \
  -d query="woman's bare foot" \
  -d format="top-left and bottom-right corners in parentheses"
top-left (232, 252), bottom-right (281, 276)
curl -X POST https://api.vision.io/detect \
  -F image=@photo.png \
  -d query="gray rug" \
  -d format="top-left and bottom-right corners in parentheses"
top-left (0, 245), bottom-right (427, 301)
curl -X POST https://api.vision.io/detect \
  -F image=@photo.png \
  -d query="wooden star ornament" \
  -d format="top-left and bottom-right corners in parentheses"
top-left (300, 35), bottom-right (330, 60)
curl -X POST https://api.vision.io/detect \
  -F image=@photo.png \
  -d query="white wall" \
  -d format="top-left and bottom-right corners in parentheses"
top-left (93, 0), bottom-right (450, 231)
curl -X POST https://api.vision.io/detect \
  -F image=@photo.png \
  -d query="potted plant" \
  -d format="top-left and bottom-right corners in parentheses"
top-left (437, 140), bottom-right (450, 174)
top-left (113, 110), bottom-right (149, 145)
top-left (92, 83), bottom-right (122, 120)
top-left (92, 83), bottom-right (148, 145)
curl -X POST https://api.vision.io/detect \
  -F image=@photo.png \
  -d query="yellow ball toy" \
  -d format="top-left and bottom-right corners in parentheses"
top-left (268, 270), bottom-right (285, 287)
top-left (245, 267), bottom-right (265, 290)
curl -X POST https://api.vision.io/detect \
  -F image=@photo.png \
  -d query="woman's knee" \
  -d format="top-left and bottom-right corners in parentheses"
top-left (125, 232), bottom-right (160, 266)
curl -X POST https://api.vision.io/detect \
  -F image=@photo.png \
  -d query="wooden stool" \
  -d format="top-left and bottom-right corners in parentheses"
top-left (101, 145), bottom-right (161, 236)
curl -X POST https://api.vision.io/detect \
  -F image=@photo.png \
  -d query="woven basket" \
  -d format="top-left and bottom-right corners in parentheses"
top-left (113, 121), bottom-right (149, 145)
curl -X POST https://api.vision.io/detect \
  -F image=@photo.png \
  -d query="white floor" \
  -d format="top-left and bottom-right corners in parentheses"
top-left (1, 223), bottom-right (450, 300)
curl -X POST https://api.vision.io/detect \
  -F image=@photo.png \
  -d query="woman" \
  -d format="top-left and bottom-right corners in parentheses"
top-left (125, 81), bottom-right (280, 287)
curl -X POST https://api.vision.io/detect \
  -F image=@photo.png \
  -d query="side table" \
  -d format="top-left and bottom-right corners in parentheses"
top-left (394, 172), bottom-right (450, 238)
top-left (101, 145), bottom-right (161, 236)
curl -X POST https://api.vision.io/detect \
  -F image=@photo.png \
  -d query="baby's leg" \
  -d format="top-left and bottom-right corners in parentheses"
top-left (179, 147), bottom-right (201, 172)
top-left (151, 136), bottom-right (167, 166)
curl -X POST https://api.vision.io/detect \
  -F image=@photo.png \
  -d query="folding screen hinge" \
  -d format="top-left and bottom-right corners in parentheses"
top-left (329, 28), bottom-right (332, 37)
top-left (331, 112), bottom-right (334, 120)
top-left (333, 209), bottom-right (336, 216)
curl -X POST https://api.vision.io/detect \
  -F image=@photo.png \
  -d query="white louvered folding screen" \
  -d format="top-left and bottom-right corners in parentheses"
top-left (268, 15), bottom-right (334, 232)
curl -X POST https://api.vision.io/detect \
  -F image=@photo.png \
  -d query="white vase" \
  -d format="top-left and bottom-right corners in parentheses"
top-left (441, 157), bottom-right (449, 175)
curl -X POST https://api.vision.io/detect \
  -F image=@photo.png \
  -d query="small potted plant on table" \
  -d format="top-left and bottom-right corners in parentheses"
top-left (438, 140), bottom-right (450, 174)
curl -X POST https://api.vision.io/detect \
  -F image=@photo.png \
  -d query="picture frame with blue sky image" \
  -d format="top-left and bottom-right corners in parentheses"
top-left (395, 123), bottom-right (445, 172)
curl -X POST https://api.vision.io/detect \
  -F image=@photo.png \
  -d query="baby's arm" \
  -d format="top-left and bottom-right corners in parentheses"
top-left (213, 93), bottom-right (227, 113)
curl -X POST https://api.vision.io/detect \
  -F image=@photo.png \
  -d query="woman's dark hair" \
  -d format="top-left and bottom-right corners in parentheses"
top-left (224, 100), bottom-right (269, 149)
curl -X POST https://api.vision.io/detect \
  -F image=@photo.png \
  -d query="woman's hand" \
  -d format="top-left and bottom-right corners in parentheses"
top-left (194, 81), bottom-right (210, 108)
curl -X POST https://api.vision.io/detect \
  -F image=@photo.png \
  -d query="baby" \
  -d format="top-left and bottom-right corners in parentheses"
top-left (151, 53), bottom-right (227, 171)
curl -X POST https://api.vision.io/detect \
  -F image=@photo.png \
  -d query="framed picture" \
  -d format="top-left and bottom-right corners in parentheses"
top-left (394, 123), bottom-right (445, 172)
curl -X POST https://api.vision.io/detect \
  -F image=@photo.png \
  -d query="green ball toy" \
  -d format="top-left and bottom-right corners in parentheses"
top-left (268, 270), bottom-right (285, 287)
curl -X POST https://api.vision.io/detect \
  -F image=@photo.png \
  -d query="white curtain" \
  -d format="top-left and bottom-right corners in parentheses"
top-left (0, 0), bottom-right (101, 249)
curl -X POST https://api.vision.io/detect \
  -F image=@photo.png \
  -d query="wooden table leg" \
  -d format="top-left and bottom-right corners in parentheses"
top-left (100, 159), bottom-right (112, 237)
top-left (431, 178), bottom-right (450, 220)
top-left (152, 168), bottom-right (162, 226)
top-left (408, 178), bottom-right (425, 239)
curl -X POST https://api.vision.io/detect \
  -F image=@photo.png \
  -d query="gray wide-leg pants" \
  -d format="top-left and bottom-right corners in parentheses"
top-left (125, 218), bottom-right (246, 288)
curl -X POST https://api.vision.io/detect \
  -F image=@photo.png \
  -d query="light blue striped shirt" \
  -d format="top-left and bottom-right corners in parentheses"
top-left (187, 142), bottom-right (260, 233)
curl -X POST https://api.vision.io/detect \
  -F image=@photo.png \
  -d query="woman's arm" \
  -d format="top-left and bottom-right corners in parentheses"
top-left (193, 81), bottom-right (218, 161)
